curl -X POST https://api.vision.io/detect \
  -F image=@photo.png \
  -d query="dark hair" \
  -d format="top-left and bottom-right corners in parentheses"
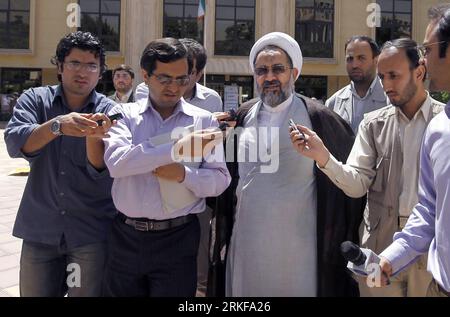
top-left (112, 64), bottom-right (135, 79)
top-left (51, 31), bottom-right (106, 82)
top-left (345, 36), bottom-right (380, 58)
top-left (428, 4), bottom-right (450, 58)
top-left (253, 45), bottom-right (294, 68)
top-left (140, 38), bottom-right (193, 76)
top-left (180, 38), bottom-right (207, 73)
top-left (381, 38), bottom-right (426, 82)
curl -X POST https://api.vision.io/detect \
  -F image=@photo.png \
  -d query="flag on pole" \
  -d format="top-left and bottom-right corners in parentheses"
top-left (198, 0), bottom-right (206, 20)
top-left (197, 0), bottom-right (206, 86)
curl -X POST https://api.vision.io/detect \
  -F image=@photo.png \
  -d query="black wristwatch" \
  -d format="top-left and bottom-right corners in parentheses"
top-left (50, 116), bottom-right (63, 136)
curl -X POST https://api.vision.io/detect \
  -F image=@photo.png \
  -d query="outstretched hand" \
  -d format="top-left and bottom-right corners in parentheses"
top-left (289, 124), bottom-right (330, 168)
top-left (58, 112), bottom-right (114, 139)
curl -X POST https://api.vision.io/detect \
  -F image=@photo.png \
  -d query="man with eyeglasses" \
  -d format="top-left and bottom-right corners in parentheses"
top-left (135, 38), bottom-right (222, 297)
top-left (291, 38), bottom-right (444, 297)
top-left (102, 38), bottom-right (231, 297)
top-left (326, 36), bottom-right (388, 133)
top-left (209, 32), bottom-right (365, 297)
top-left (4, 31), bottom-right (116, 297)
top-left (135, 38), bottom-right (223, 113)
top-left (108, 65), bottom-right (135, 104)
top-left (376, 4), bottom-right (450, 298)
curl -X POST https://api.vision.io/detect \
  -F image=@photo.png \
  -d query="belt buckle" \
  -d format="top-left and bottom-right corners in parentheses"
top-left (134, 220), bottom-right (149, 231)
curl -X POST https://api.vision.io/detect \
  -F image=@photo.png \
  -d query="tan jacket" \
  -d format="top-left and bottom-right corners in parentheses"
top-left (321, 96), bottom-right (444, 254)
top-left (361, 100), bottom-right (444, 253)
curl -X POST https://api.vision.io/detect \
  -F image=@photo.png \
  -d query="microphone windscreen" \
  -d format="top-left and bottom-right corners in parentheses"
top-left (340, 241), bottom-right (366, 265)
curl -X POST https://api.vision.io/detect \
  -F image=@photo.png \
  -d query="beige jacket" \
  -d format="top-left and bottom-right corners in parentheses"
top-left (321, 95), bottom-right (444, 253)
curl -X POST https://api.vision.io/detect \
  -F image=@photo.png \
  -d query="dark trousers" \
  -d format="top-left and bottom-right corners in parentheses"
top-left (102, 214), bottom-right (200, 297)
top-left (20, 238), bottom-right (106, 297)
top-left (196, 206), bottom-right (212, 297)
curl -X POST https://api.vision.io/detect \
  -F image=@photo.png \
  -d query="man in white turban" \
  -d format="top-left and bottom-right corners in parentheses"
top-left (208, 32), bottom-right (366, 297)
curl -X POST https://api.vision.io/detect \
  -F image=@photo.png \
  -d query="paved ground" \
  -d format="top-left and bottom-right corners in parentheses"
top-left (0, 122), bottom-right (28, 297)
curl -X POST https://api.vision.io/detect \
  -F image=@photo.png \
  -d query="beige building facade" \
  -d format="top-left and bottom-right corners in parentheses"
top-left (0, 0), bottom-right (447, 112)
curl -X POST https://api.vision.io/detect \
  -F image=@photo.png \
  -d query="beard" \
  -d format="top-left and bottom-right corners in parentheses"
top-left (258, 76), bottom-right (294, 107)
top-left (116, 84), bottom-right (132, 95)
top-left (390, 75), bottom-right (417, 109)
top-left (348, 66), bottom-right (375, 85)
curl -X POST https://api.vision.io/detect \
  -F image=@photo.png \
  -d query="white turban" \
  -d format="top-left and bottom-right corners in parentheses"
top-left (249, 32), bottom-right (303, 80)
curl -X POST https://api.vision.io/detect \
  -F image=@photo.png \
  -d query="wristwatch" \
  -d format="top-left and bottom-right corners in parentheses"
top-left (50, 116), bottom-right (63, 136)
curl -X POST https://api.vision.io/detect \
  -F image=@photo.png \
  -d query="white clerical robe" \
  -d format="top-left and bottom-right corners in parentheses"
top-left (226, 95), bottom-right (318, 297)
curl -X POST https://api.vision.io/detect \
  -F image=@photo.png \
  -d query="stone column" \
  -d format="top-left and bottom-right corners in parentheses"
top-left (124, 0), bottom-right (163, 86)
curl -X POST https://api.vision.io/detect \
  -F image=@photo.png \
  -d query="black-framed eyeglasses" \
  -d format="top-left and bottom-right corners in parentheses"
top-left (64, 61), bottom-right (100, 73)
top-left (254, 64), bottom-right (292, 77)
top-left (417, 41), bottom-right (447, 57)
top-left (150, 73), bottom-right (190, 86)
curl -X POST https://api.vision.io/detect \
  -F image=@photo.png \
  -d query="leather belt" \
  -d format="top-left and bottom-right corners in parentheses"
top-left (118, 213), bottom-right (196, 232)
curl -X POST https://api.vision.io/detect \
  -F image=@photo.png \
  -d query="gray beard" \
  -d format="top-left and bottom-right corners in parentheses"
top-left (259, 77), bottom-right (294, 108)
top-left (262, 90), bottom-right (289, 107)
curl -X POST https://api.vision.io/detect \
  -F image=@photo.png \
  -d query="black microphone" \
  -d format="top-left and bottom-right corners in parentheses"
top-left (340, 241), bottom-right (382, 277)
top-left (341, 241), bottom-right (367, 266)
top-left (340, 241), bottom-right (390, 287)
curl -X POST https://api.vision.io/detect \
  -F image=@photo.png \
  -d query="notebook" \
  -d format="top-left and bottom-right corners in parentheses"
top-left (149, 125), bottom-right (200, 214)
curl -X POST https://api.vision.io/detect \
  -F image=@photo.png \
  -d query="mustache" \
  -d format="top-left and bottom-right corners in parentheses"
top-left (262, 80), bottom-right (282, 88)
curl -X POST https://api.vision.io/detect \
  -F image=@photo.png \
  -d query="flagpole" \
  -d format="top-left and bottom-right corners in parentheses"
top-left (202, 0), bottom-right (207, 87)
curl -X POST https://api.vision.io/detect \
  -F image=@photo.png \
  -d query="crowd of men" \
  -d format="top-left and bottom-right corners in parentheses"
top-left (3, 3), bottom-right (450, 298)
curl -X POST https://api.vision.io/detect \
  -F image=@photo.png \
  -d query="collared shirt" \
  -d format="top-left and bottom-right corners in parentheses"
top-left (134, 82), bottom-right (148, 101)
top-left (397, 96), bottom-right (431, 217)
top-left (103, 98), bottom-right (231, 220)
top-left (350, 77), bottom-right (381, 132)
top-left (258, 94), bottom-right (294, 151)
top-left (135, 82), bottom-right (223, 113)
top-left (381, 100), bottom-right (450, 292)
top-left (4, 85), bottom-right (116, 249)
top-left (326, 77), bottom-right (387, 134)
top-left (111, 89), bottom-right (133, 104)
top-left (319, 94), bottom-right (434, 201)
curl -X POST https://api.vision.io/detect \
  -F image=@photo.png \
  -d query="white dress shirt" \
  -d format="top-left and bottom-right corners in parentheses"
top-left (397, 98), bottom-right (431, 217)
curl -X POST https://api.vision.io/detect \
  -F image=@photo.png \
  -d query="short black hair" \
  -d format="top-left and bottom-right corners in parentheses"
top-left (345, 36), bottom-right (380, 58)
top-left (428, 4), bottom-right (450, 58)
top-left (112, 64), bottom-right (135, 79)
top-left (51, 31), bottom-right (106, 82)
top-left (180, 38), bottom-right (207, 73)
top-left (140, 38), bottom-right (193, 76)
top-left (381, 38), bottom-right (426, 82)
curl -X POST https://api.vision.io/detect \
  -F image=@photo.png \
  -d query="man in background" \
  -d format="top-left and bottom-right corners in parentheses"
top-left (109, 64), bottom-right (135, 104)
top-left (326, 36), bottom-right (387, 133)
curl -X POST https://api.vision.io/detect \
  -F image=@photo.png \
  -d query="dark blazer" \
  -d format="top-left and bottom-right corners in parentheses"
top-left (207, 94), bottom-right (366, 297)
